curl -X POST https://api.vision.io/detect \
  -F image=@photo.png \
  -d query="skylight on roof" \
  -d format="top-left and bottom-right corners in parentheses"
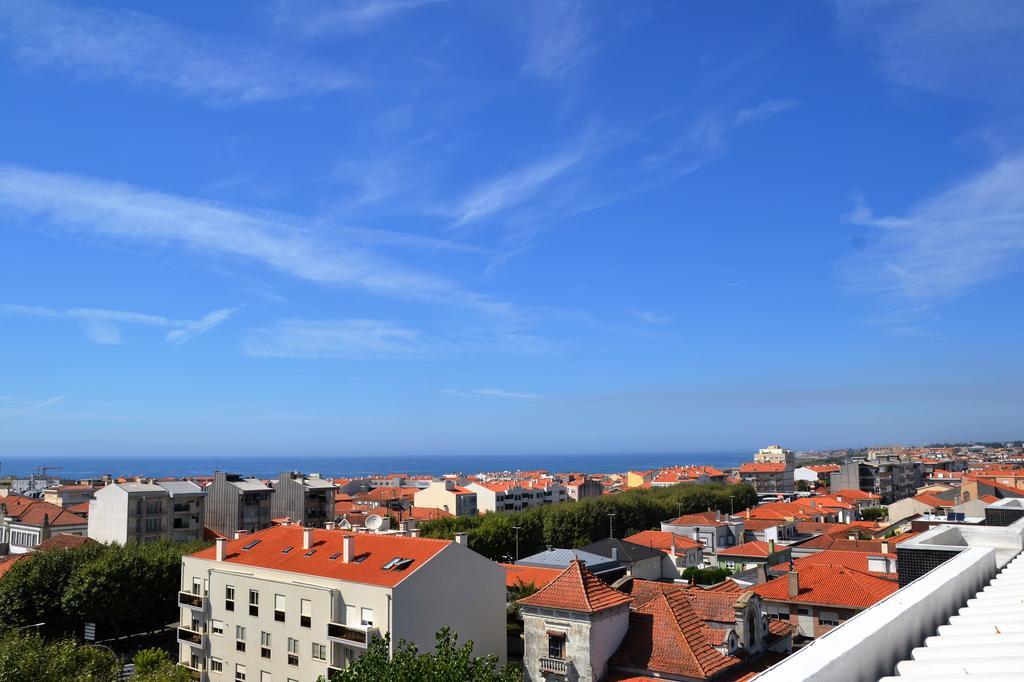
top-left (329, 552), bottom-right (341, 560)
top-left (242, 539), bottom-right (261, 550)
top-left (304, 549), bottom-right (316, 557)
top-left (281, 546), bottom-right (293, 554)
top-left (382, 557), bottom-right (414, 571)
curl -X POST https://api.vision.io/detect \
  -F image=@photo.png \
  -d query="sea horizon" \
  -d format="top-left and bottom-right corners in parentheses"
top-left (0, 452), bottom-right (750, 480)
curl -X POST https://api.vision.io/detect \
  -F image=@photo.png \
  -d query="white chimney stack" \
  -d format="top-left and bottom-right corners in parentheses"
top-left (410, 528), bottom-right (421, 538)
top-left (215, 538), bottom-right (227, 562)
top-left (302, 527), bottom-right (314, 550)
top-left (454, 532), bottom-right (467, 546)
top-left (325, 521), bottom-right (336, 531)
top-left (234, 530), bottom-right (248, 540)
top-left (343, 535), bottom-right (355, 563)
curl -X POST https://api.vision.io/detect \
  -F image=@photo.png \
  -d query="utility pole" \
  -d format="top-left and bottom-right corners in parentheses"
top-left (512, 526), bottom-right (521, 561)
top-left (608, 513), bottom-right (616, 539)
top-left (729, 495), bottom-right (735, 516)
top-left (676, 502), bottom-right (684, 518)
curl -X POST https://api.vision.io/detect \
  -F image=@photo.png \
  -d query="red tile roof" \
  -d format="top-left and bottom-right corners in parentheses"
top-left (751, 564), bottom-right (898, 609)
top-left (716, 541), bottom-right (779, 558)
top-left (609, 589), bottom-right (741, 680)
top-left (189, 525), bottom-right (449, 587)
top-left (913, 493), bottom-right (953, 508)
top-left (501, 563), bottom-right (563, 590)
top-left (0, 555), bottom-right (28, 579)
top-left (626, 580), bottom-right (739, 623)
top-left (771, 550), bottom-right (898, 578)
top-left (665, 511), bottom-right (732, 527)
top-left (34, 533), bottom-right (96, 552)
top-left (624, 530), bottom-right (702, 553)
top-left (517, 560), bottom-right (632, 613)
top-left (739, 462), bottom-right (787, 473)
top-left (0, 495), bottom-right (89, 527)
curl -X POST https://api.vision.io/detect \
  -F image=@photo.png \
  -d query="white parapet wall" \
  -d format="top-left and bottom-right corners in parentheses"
top-left (753, 546), bottom-right (997, 682)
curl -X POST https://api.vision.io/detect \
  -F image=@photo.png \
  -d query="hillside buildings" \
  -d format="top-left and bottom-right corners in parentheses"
top-left (177, 525), bottom-right (505, 681)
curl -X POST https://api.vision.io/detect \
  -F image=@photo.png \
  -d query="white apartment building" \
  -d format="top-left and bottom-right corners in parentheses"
top-left (412, 480), bottom-right (478, 516)
top-left (466, 480), bottom-right (568, 514)
top-left (755, 445), bottom-right (795, 467)
top-left (177, 524), bottom-right (505, 681)
top-left (88, 481), bottom-right (206, 544)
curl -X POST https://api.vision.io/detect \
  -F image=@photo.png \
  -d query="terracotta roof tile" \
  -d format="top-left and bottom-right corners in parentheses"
top-left (517, 560), bottom-right (632, 613)
top-left (624, 530), bottom-right (702, 552)
top-left (751, 564), bottom-right (898, 609)
top-left (189, 525), bottom-right (449, 587)
top-left (501, 563), bottom-right (563, 590)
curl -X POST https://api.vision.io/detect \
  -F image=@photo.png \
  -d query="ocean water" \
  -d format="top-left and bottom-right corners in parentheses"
top-left (0, 452), bottom-right (748, 480)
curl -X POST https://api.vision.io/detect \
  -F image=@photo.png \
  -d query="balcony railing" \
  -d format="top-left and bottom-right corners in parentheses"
top-left (539, 657), bottom-right (569, 675)
top-left (177, 626), bottom-right (205, 646)
top-left (178, 661), bottom-right (204, 681)
top-left (327, 622), bottom-right (379, 648)
top-left (178, 591), bottom-right (205, 609)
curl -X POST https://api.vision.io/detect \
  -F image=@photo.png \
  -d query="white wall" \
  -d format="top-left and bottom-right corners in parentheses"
top-left (88, 485), bottom-right (130, 544)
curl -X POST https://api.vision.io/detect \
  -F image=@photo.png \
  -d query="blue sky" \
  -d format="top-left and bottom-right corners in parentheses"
top-left (1, 0), bottom-right (1022, 458)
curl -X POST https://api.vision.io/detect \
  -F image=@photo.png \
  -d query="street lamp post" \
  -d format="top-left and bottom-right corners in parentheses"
top-left (512, 526), bottom-right (521, 561)
top-left (729, 495), bottom-right (735, 516)
top-left (608, 513), bottom-right (616, 539)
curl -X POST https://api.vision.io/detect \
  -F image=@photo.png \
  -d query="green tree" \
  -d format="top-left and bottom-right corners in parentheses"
top-left (860, 506), bottom-right (888, 522)
top-left (131, 647), bottom-right (192, 682)
top-left (681, 566), bottom-right (733, 585)
top-left (326, 627), bottom-right (520, 682)
top-left (0, 631), bottom-right (120, 682)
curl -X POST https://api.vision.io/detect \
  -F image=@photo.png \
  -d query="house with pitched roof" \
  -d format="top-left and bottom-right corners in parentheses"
top-left (178, 524), bottom-right (505, 680)
top-left (624, 529), bottom-right (704, 577)
top-left (661, 511), bottom-right (745, 561)
top-left (0, 494), bottom-right (88, 553)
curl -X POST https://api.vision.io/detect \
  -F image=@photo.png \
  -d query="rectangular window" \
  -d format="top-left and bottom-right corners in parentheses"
top-left (274, 594), bottom-right (286, 622)
top-left (249, 589), bottom-right (259, 617)
top-left (360, 607), bottom-right (374, 626)
top-left (312, 642), bottom-right (326, 661)
top-left (236, 625), bottom-right (246, 652)
top-left (235, 664), bottom-right (246, 682)
top-left (211, 620), bottom-right (224, 636)
top-left (192, 577), bottom-right (202, 595)
top-left (261, 673), bottom-right (271, 682)
top-left (210, 658), bottom-right (223, 673)
top-left (819, 611), bottom-right (840, 626)
top-left (300, 598), bottom-right (311, 628)
top-left (260, 631), bottom-right (271, 659)
top-left (548, 634), bottom-right (566, 659)
top-left (225, 585), bottom-right (235, 612)
top-left (287, 637), bottom-right (299, 666)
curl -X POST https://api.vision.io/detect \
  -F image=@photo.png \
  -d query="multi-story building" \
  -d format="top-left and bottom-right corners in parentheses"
top-left (661, 511), bottom-right (744, 560)
top-left (271, 472), bottom-right (336, 528)
top-left (88, 482), bottom-right (175, 544)
top-left (0, 495), bottom-right (88, 553)
top-left (830, 457), bottom-right (923, 504)
top-left (42, 484), bottom-right (100, 508)
top-left (176, 525), bottom-right (505, 681)
top-left (412, 480), bottom-right (478, 517)
top-left (739, 462), bottom-right (796, 493)
top-left (159, 481), bottom-right (207, 543)
top-left (565, 477), bottom-right (603, 501)
top-left (466, 480), bottom-right (567, 514)
top-left (755, 445), bottom-right (796, 467)
top-left (206, 472), bottom-right (273, 538)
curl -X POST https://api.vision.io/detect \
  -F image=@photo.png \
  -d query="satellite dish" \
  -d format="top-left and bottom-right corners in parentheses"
top-left (365, 514), bottom-right (384, 531)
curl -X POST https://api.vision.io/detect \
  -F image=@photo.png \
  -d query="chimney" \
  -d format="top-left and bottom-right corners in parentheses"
top-left (215, 538), bottom-right (227, 562)
top-left (410, 528), bottom-right (421, 538)
top-left (454, 532), bottom-right (467, 546)
top-left (769, 539), bottom-right (775, 554)
top-left (809, 499), bottom-right (816, 508)
top-left (716, 509), bottom-right (721, 521)
top-left (234, 530), bottom-right (248, 540)
top-left (847, 532), bottom-right (857, 541)
top-left (343, 535), bottom-right (355, 563)
top-left (325, 521), bottom-right (336, 531)
top-left (881, 540), bottom-right (889, 554)
top-left (746, 508), bottom-right (751, 519)
top-left (788, 571), bottom-right (799, 598)
top-left (836, 495), bottom-right (843, 502)
top-left (302, 527), bottom-right (314, 550)
top-left (611, 547), bottom-right (619, 561)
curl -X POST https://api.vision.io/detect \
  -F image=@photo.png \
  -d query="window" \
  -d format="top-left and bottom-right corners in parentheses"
top-left (236, 625), bottom-right (246, 652)
top-left (210, 658), bottom-right (223, 673)
top-left (360, 607), bottom-right (374, 626)
top-left (274, 594), bottom-right (286, 622)
top-left (260, 631), bottom-right (271, 659)
top-left (225, 585), bottom-right (235, 612)
top-left (249, 589), bottom-right (259, 616)
top-left (235, 664), bottom-right (246, 682)
top-left (287, 637), bottom-right (299, 666)
top-left (312, 642), bottom-right (326, 661)
top-left (261, 673), bottom-right (271, 682)
top-left (192, 577), bottom-right (202, 595)
top-left (548, 633), bottom-right (566, 659)
top-left (819, 611), bottom-right (840, 626)
top-left (145, 517), bottom-right (162, 532)
top-left (211, 620), bottom-right (224, 636)
top-left (300, 599), bottom-right (311, 628)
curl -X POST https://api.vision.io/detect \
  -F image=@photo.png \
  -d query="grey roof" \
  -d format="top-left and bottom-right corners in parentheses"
top-left (156, 480), bottom-right (204, 495)
top-left (516, 547), bottom-right (622, 572)
top-left (581, 538), bottom-right (664, 563)
top-left (232, 478), bottom-right (271, 492)
top-left (298, 477), bottom-right (336, 489)
top-left (114, 482), bottom-right (165, 493)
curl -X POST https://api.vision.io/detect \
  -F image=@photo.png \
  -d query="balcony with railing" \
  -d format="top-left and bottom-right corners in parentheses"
top-left (539, 657), bottom-right (569, 676)
top-left (327, 622), bottom-right (379, 648)
top-left (178, 591), bottom-right (205, 609)
top-left (178, 661), bottom-right (204, 681)
top-left (177, 625), bottom-right (206, 646)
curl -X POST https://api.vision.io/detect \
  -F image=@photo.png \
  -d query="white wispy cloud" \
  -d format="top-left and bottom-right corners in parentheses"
top-left (630, 309), bottom-right (671, 324)
top-left (273, 0), bottom-right (445, 37)
top-left (442, 388), bottom-right (547, 400)
top-left (243, 319), bottom-right (428, 358)
top-left (0, 393), bottom-right (71, 417)
top-left (834, 0), bottom-right (1024, 104)
top-left (451, 147), bottom-right (587, 227)
top-left (1, 303), bottom-right (240, 345)
top-left (734, 99), bottom-right (798, 126)
top-left (0, 164), bottom-right (512, 315)
top-left (840, 154), bottom-right (1024, 302)
top-left (0, 0), bottom-right (357, 104)
top-left (522, 0), bottom-right (591, 79)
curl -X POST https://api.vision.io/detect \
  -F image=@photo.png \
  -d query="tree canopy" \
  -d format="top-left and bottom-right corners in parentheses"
top-left (325, 627), bottom-right (520, 682)
top-left (418, 482), bottom-right (757, 561)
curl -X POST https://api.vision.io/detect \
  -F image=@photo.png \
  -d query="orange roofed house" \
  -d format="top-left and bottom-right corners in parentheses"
top-left (518, 561), bottom-right (792, 682)
top-left (0, 494), bottom-right (88, 553)
top-left (178, 525), bottom-right (505, 679)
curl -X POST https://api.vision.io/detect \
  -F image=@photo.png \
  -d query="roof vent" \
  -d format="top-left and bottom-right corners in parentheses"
top-left (242, 539), bottom-right (261, 550)
top-left (382, 557), bottom-right (414, 571)
top-left (281, 546), bottom-right (293, 554)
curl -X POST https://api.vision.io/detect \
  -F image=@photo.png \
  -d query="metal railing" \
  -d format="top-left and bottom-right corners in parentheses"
top-left (178, 591), bottom-right (205, 609)
top-left (327, 622), bottom-right (379, 648)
